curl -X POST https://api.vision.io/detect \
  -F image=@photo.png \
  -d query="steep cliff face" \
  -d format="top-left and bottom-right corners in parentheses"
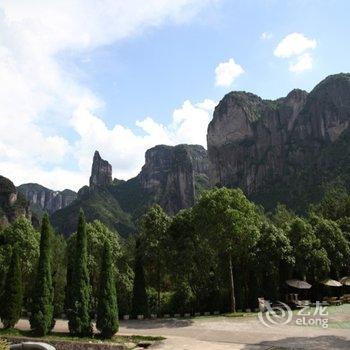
top-left (138, 144), bottom-right (209, 214)
top-left (0, 176), bottom-right (31, 228)
top-left (18, 183), bottom-right (77, 214)
top-left (89, 151), bottom-right (112, 189)
top-left (207, 73), bottom-right (350, 210)
top-left (51, 145), bottom-right (209, 236)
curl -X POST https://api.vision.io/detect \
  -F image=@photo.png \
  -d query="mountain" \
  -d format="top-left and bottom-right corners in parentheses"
top-left (0, 176), bottom-right (31, 229)
top-left (18, 183), bottom-right (77, 216)
top-left (51, 145), bottom-right (209, 236)
top-left (207, 73), bottom-right (350, 211)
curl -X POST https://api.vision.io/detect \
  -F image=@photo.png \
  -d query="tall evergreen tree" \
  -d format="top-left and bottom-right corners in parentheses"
top-left (1, 247), bottom-right (23, 328)
top-left (30, 214), bottom-right (54, 335)
top-left (68, 210), bottom-right (92, 336)
top-left (131, 239), bottom-right (148, 317)
top-left (96, 241), bottom-right (119, 338)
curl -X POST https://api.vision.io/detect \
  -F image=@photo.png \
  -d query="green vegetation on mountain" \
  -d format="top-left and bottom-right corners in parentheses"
top-left (51, 187), bottom-right (135, 237)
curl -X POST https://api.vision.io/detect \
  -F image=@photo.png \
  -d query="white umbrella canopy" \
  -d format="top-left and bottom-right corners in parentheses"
top-left (286, 279), bottom-right (312, 289)
top-left (340, 276), bottom-right (350, 286)
top-left (320, 278), bottom-right (342, 287)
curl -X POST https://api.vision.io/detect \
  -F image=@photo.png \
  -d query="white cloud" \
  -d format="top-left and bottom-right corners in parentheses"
top-left (289, 53), bottom-right (313, 73)
top-left (274, 32), bottom-right (316, 58)
top-left (215, 58), bottom-right (244, 87)
top-left (274, 32), bottom-right (316, 74)
top-left (70, 98), bottom-right (216, 184)
top-left (261, 32), bottom-right (272, 40)
top-left (0, 0), bottom-right (216, 191)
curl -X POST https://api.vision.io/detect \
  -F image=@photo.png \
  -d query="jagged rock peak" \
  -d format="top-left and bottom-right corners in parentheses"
top-left (18, 183), bottom-right (77, 214)
top-left (89, 151), bottom-right (112, 189)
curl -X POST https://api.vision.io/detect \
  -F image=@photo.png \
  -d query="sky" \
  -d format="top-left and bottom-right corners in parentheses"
top-left (0, 0), bottom-right (349, 191)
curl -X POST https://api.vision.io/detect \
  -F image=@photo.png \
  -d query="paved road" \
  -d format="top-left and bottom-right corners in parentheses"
top-left (11, 312), bottom-right (350, 350)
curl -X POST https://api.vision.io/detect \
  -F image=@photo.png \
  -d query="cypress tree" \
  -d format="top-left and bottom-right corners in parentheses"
top-left (131, 239), bottom-right (148, 318)
top-left (68, 210), bottom-right (92, 336)
top-left (30, 214), bottom-right (54, 335)
top-left (1, 247), bottom-right (23, 328)
top-left (96, 241), bottom-right (119, 338)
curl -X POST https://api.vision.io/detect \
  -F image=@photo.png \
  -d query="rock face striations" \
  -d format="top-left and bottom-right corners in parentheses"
top-left (0, 176), bottom-right (31, 228)
top-left (139, 144), bottom-right (209, 214)
top-left (207, 73), bottom-right (350, 210)
top-left (18, 183), bottom-right (77, 214)
top-left (89, 151), bottom-right (113, 189)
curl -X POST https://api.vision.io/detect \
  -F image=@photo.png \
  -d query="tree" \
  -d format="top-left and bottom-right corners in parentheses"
top-left (255, 222), bottom-right (294, 300)
top-left (139, 205), bottom-right (170, 313)
top-left (68, 210), bottom-right (92, 336)
top-left (193, 188), bottom-right (261, 312)
top-left (30, 214), bottom-right (54, 336)
top-left (1, 248), bottom-right (23, 328)
top-left (310, 215), bottom-right (350, 278)
top-left (131, 238), bottom-right (148, 317)
top-left (288, 217), bottom-right (330, 281)
top-left (271, 204), bottom-right (296, 231)
top-left (51, 232), bottom-right (67, 317)
top-left (0, 218), bottom-right (39, 307)
top-left (86, 220), bottom-right (121, 311)
top-left (167, 208), bottom-right (216, 310)
top-left (97, 241), bottom-right (119, 338)
top-left (67, 220), bottom-right (133, 317)
top-left (317, 185), bottom-right (350, 220)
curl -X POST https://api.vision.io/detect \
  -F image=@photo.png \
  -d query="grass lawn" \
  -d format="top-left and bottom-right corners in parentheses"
top-left (0, 328), bottom-right (165, 348)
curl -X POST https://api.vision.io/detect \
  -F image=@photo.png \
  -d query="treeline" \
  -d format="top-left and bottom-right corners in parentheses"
top-left (0, 187), bottom-right (350, 335)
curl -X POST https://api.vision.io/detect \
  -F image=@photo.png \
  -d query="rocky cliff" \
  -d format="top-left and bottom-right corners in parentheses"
top-left (207, 73), bottom-right (350, 210)
top-left (18, 183), bottom-right (77, 214)
top-left (89, 150), bottom-right (113, 189)
top-left (0, 176), bottom-right (31, 228)
top-left (139, 144), bottom-right (209, 214)
top-left (51, 144), bottom-right (209, 236)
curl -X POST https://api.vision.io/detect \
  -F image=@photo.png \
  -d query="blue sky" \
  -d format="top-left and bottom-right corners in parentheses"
top-left (0, 0), bottom-right (349, 190)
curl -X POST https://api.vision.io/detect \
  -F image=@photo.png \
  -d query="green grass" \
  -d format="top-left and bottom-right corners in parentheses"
top-left (0, 328), bottom-right (165, 346)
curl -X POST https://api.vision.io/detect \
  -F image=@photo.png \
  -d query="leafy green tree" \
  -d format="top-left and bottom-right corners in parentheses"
top-left (0, 218), bottom-right (39, 307)
top-left (68, 210), bottom-right (92, 336)
top-left (288, 217), bottom-right (330, 281)
top-left (1, 248), bottom-right (23, 328)
top-left (30, 214), bottom-right (54, 336)
top-left (86, 220), bottom-right (121, 311)
top-left (310, 215), bottom-right (350, 277)
top-left (337, 216), bottom-right (350, 244)
top-left (193, 188), bottom-right (261, 312)
top-left (317, 185), bottom-right (350, 220)
top-left (131, 238), bottom-right (148, 317)
top-left (97, 241), bottom-right (119, 338)
top-left (271, 204), bottom-right (296, 231)
top-left (255, 222), bottom-right (294, 300)
top-left (167, 208), bottom-right (216, 309)
top-left (139, 205), bottom-right (171, 313)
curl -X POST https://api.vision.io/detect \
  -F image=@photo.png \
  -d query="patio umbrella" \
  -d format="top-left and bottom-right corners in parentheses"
top-left (286, 279), bottom-right (312, 289)
top-left (320, 278), bottom-right (342, 287)
top-left (340, 276), bottom-right (350, 286)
